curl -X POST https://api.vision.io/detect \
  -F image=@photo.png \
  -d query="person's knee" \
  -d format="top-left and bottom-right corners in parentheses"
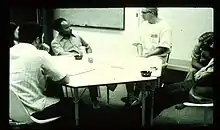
top-left (126, 83), bottom-right (135, 88)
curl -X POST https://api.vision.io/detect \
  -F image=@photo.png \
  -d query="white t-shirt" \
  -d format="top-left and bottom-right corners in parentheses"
top-left (10, 43), bottom-right (67, 115)
top-left (134, 20), bottom-right (172, 57)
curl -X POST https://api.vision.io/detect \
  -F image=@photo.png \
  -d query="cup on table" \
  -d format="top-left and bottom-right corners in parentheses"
top-left (87, 53), bottom-right (93, 63)
top-left (79, 46), bottom-right (86, 56)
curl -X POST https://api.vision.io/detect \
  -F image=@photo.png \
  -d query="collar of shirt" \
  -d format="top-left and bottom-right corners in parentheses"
top-left (10, 43), bottom-right (37, 58)
top-left (57, 33), bottom-right (76, 41)
top-left (11, 42), bottom-right (37, 50)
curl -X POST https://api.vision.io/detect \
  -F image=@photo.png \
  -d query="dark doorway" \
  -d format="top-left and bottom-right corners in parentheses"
top-left (10, 8), bottom-right (39, 24)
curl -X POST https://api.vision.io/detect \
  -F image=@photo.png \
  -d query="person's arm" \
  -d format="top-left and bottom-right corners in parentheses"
top-left (51, 40), bottom-right (71, 56)
top-left (136, 43), bottom-right (143, 57)
top-left (144, 27), bottom-right (171, 58)
top-left (191, 44), bottom-right (203, 70)
top-left (144, 47), bottom-right (169, 58)
top-left (40, 51), bottom-right (70, 85)
top-left (38, 43), bottom-right (50, 53)
top-left (80, 37), bottom-right (92, 53)
top-left (194, 58), bottom-right (214, 81)
top-left (192, 59), bottom-right (204, 70)
top-left (55, 74), bottom-right (70, 85)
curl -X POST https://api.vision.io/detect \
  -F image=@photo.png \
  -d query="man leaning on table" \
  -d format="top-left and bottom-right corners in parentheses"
top-left (51, 18), bottom-right (100, 109)
top-left (122, 7), bottom-right (172, 106)
top-left (10, 22), bottom-right (77, 122)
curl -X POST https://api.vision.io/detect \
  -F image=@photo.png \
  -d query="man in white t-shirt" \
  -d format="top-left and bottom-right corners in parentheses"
top-left (122, 7), bottom-right (172, 106)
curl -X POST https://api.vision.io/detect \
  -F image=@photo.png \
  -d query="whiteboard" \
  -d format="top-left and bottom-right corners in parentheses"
top-left (54, 8), bottom-right (125, 30)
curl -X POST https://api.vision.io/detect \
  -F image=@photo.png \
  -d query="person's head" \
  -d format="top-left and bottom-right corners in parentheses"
top-left (199, 32), bottom-right (214, 50)
top-left (10, 22), bottom-right (18, 47)
top-left (53, 18), bottom-right (72, 36)
top-left (141, 7), bottom-right (158, 23)
top-left (18, 22), bottom-right (43, 48)
top-left (199, 31), bottom-right (214, 57)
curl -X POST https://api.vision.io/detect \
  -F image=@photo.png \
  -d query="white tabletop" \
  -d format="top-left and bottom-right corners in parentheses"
top-left (51, 54), bottom-right (162, 88)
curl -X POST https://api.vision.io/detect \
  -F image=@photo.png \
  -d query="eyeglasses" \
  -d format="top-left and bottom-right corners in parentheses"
top-left (141, 11), bottom-right (152, 14)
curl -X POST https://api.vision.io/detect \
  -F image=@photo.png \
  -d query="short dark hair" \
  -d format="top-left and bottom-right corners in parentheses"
top-left (53, 18), bottom-right (67, 31)
top-left (147, 7), bottom-right (158, 17)
top-left (18, 22), bottom-right (43, 44)
top-left (10, 22), bottom-right (18, 47)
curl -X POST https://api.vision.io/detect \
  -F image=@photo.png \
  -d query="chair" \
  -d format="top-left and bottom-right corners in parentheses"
top-left (106, 84), bottom-right (118, 104)
top-left (159, 51), bottom-right (171, 88)
top-left (9, 89), bottom-right (61, 129)
top-left (182, 102), bottom-right (213, 125)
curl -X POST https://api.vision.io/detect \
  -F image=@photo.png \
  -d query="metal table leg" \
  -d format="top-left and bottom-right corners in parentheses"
top-left (107, 87), bottom-right (110, 104)
top-left (141, 82), bottom-right (146, 127)
top-left (73, 88), bottom-right (79, 126)
top-left (149, 79), bottom-right (157, 126)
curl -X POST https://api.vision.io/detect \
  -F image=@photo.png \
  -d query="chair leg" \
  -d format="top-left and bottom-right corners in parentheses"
top-left (107, 87), bottom-right (110, 104)
top-left (98, 86), bottom-right (101, 98)
top-left (204, 107), bottom-right (210, 126)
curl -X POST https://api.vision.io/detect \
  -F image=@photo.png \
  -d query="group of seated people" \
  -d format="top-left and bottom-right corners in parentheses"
top-left (10, 8), bottom-right (213, 124)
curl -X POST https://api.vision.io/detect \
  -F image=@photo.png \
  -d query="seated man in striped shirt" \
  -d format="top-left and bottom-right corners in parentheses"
top-left (51, 18), bottom-right (100, 109)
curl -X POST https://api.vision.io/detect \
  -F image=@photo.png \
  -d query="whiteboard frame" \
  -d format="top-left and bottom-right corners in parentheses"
top-left (64, 8), bottom-right (125, 31)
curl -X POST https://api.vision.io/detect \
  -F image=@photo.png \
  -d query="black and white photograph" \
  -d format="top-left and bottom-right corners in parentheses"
top-left (9, 7), bottom-right (214, 129)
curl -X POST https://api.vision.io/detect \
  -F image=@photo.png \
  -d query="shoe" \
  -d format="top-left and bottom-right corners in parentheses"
top-left (92, 99), bottom-right (100, 109)
top-left (175, 104), bottom-right (185, 110)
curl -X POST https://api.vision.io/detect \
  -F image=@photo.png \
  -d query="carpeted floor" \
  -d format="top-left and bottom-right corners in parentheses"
top-left (64, 83), bottom-right (213, 126)
top-left (12, 84), bottom-right (212, 129)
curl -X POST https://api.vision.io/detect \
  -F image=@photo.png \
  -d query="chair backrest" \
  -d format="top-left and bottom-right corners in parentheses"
top-left (166, 51), bottom-right (171, 64)
top-left (9, 89), bottom-right (33, 124)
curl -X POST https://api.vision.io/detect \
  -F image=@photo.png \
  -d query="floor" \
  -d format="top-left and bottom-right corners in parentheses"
top-left (12, 83), bottom-right (213, 129)
top-left (64, 83), bottom-right (213, 125)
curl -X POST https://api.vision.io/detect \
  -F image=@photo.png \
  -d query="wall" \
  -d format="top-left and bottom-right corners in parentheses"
top-left (158, 7), bottom-right (213, 61)
top-left (53, 7), bottom-right (139, 58)
top-left (53, 7), bottom-right (213, 61)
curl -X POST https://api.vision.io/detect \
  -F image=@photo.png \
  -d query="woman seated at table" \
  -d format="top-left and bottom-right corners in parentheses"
top-left (144, 58), bottom-right (213, 121)
top-left (185, 32), bottom-right (213, 81)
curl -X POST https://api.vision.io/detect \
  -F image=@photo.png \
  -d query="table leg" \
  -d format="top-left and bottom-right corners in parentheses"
top-left (141, 82), bottom-right (146, 127)
top-left (149, 80), bottom-right (157, 126)
top-left (74, 88), bottom-right (79, 126)
top-left (107, 87), bottom-right (110, 104)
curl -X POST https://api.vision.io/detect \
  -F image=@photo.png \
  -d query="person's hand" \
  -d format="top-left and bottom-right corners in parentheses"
top-left (194, 71), bottom-right (209, 81)
top-left (39, 43), bottom-right (50, 52)
top-left (142, 53), bottom-right (150, 58)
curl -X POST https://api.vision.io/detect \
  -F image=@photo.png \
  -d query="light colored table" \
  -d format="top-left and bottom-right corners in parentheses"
top-left (52, 54), bottom-right (162, 126)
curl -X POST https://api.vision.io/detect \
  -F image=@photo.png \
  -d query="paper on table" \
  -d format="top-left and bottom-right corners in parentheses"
top-left (51, 55), bottom-right (95, 76)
